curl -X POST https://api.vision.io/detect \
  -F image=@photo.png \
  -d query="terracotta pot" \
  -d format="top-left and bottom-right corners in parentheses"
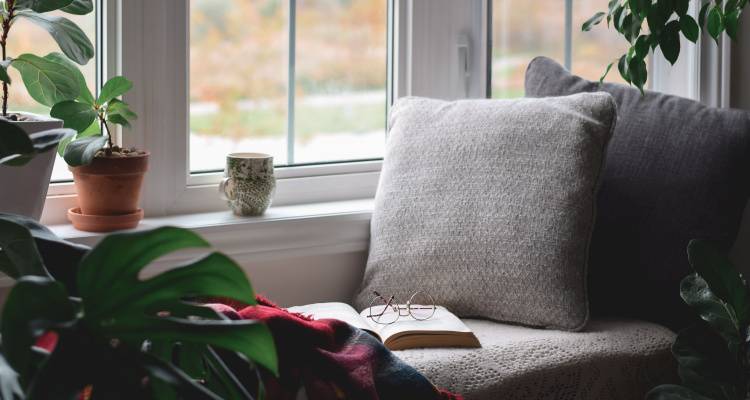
top-left (69, 152), bottom-right (149, 231)
top-left (0, 113), bottom-right (63, 220)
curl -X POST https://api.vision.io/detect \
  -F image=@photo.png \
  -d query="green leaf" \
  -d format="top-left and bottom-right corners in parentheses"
top-left (582, 12), bottom-right (606, 31)
top-left (11, 53), bottom-right (79, 107)
top-left (60, 0), bottom-right (93, 15)
top-left (29, 128), bottom-right (74, 153)
top-left (0, 353), bottom-right (23, 400)
top-left (57, 119), bottom-right (100, 156)
top-left (1, 276), bottom-right (75, 380)
top-left (108, 113), bottom-right (131, 129)
top-left (613, 5), bottom-right (626, 30)
top-left (63, 134), bottom-right (106, 166)
top-left (46, 52), bottom-right (94, 105)
top-left (631, 0), bottom-right (651, 18)
top-left (646, 384), bottom-right (714, 400)
top-left (0, 62), bottom-right (10, 85)
top-left (680, 273), bottom-right (742, 355)
top-left (599, 61), bottom-right (615, 83)
top-left (618, 54), bottom-right (631, 83)
top-left (660, 20), bottom-right (682, 65)
top-left (50, 100), bottom-right (97, 133)
top-left (0, 216), bottom-right (51, 279)
top-left (14, 0), bottom-right (75, 12)
top-left (707, 6), bottom-right (724, 42)
top-left (0, 212), bottom-right (89, 295)
top-left (107, 98), bottom-right (138, 120)
top-left (0, 119), bottom-right (34, 165)
top-left (97, 76), bottom-right (133, 106)
top-left (671, 324), bottom-right (743, 399)
top-left (675, 0), bottom-right (689, 17)
top-left (628, 56), bottom-right (648, 93)
top-left (634, 35), bottom-right (650, 59)
top-left (76, 227), bottom-right (278, 375)
top-left (680, 15), bottom-right (700, 43)
top-left (15, 10), bottom-right (94, 65)
top-left (687, 240), bottom-right (750, 328)
top-left (647, 2), bottom-right (669, 34)
top-left (619, 13), bottom-right (642, 42)
top-left (725, 9), bottom-right (741, 39)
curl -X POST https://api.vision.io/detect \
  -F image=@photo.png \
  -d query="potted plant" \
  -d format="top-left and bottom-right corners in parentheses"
top-left (0, 213), bottom-right (278, 398)
top-left (0, 0), bottom-right (95, 220)
top-left (583, 0), bottom-right (746, 92)
top-left (50, 75), bottom-right (145, 232)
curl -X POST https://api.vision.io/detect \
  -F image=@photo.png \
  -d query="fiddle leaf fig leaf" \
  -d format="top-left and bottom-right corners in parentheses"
top-left (0, 119), bottom-right (34, 166)
top-left (0, 62), bottom-right (10, 85)
top-left (14, 0), bottom-right (75, 13)
top-left (681, 273), bottom-right (742, 356)
top-left (687, 240), bottom-right (750, 328)
top-left (45, 52), bottom-right (94, 105)
top-left (11, 53), bottom-right (79, 107)
top-left (97, 76), bottom-right (133, 106)
top-left (50, 100), bottom-right (97, 133)
top-left (60, 0), bottom-right (94, 15)
top-left (15, 10), bottom-right (95, 65)
top-left (63, 134), bottom-right (107, 166)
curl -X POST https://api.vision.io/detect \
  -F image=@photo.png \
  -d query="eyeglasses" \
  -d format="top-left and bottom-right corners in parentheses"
top-left (366, 290), bottom-right (437, 325)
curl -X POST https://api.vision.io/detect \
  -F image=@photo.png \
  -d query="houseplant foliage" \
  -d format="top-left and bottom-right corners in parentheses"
top-left (51, 74), bottom-right (139, 166)
top-left (0, 213), bottom-right (278, 399)
top-left (646, 240), bottom-right (750, 400)
top-left (583, 0), bottom-right (748, 92)
top-left (0, 119), bottom-right (72, 166)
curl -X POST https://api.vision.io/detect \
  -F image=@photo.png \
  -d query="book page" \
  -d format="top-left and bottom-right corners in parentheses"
top-left (287, 302), bottom-right (380, 340)
top-left (359, 306), bottom-right (473, 342)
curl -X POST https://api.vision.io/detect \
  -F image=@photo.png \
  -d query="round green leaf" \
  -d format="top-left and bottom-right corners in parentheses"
top-left (11, 53), bottom-right (79, 107)
top-left (680, 15), bottom-right (700, 43)
top-left (97, 76), bottom-right (133, 106)
top-left (50, 100), bottom-right (97, 133)
top-left (14, 0), bottom-right (75, 13)
top-left (725, 9), bottom-right (741, 39)
top-left (63, 134), bottom-right (107, 166)
top-left (0, 119), bottom-right (34, 166)
top-left (15, 10), bottom-right (95, 65)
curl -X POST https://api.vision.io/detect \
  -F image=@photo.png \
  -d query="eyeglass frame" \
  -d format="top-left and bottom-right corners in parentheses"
top-left (366, 290), bottom-right (437, 325)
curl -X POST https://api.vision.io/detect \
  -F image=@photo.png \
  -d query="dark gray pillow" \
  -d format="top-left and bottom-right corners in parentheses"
top-left (353, 94), bottom-right (617, 331)
top-left (525, 56), bottom-right (750, 330)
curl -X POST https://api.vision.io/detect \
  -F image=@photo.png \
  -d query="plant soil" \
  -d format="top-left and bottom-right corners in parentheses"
top-left (96, 146), bottom-right (148, 159)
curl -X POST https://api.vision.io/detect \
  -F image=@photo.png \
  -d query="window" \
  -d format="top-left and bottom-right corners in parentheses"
top-left (490, 0), bottom-right (630, 99)
top-left (189, 0), bottom-right (389, 173)
top-left (7, 6), bottom-right (99, 182)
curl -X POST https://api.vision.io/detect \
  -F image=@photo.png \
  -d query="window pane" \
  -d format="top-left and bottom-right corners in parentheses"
top-left (491, 0), bottom-right (565, 99)
top-left (189, 0), bottom-right (388, 172)
top-left (190, 0), bottom-right (289, 171)
top-left (293, 0), bottom-right (387, 164)
top-left (572, 0), bottom-right (630, 84)
top-left (6, 9), bottom-right (97, 182)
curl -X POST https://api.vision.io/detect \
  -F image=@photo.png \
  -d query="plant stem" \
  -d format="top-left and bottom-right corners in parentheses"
top-left (1, 0), bottom-right (15, 118)
top-left (101, 115), bottom-right (114, 150)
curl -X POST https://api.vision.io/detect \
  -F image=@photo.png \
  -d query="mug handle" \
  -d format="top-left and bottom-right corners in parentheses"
top-left (219, 177), bottom-right (234, 201)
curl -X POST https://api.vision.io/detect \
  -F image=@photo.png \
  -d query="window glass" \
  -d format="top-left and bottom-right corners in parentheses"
top-left (491, 0), bottom-right (565, 99)
top-left (491, 0), bottom-right (631, 99)
top-left (7, 9), bottom-right (97, 182)
top-left (190, 0), bottom-right (388, 172)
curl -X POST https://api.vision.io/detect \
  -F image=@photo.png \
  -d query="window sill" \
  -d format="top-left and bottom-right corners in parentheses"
top-left (48, 199), bottom-right (375, 261)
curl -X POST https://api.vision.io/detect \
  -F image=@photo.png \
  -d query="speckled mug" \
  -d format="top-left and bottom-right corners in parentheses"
top-left (219, 153), bottom-right (276, 216)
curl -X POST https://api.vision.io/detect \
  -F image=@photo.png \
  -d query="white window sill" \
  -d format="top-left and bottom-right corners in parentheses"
top-left (49, 199), bottom-right (375, 260)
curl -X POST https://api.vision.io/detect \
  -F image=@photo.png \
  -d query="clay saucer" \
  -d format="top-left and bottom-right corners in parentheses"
top-left (67, 207), bottom-right (144, 232)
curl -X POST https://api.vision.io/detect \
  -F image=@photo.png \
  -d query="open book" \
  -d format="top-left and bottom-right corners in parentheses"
top-left (287, 302), bottom-right (481, 351)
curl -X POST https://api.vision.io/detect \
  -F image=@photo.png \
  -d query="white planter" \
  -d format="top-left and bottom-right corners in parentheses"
top-left (0, 113), bottom-right (63, 220)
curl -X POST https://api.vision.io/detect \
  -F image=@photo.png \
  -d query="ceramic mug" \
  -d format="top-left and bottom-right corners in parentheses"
top-left (219, 153), bottom-right (276, 216)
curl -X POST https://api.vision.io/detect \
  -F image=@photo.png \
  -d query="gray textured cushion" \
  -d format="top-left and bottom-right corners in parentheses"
top-left (396, 319), bottom-right (676, 400)
top-left (353, 94), bottom-right (617, 330)
top-left (525, 56), bottom-right (750, 330)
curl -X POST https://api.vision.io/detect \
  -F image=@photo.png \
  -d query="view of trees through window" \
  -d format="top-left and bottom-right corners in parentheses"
top-left (491, 0), bottom-right (630, 98)
top-left (190, 0), bottom-right (388, 172)
top-left (7, 9), bottom-right (96, 181)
